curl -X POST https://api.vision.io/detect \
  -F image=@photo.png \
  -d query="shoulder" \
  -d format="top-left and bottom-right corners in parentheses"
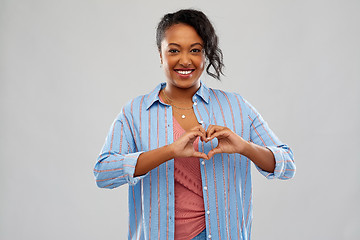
top-left (208, 87), bottom-right (246, 105)
top-left (208, 87), bottom-right (257, 117)
top-left (119, 94), bottom-right (147, 119)
top-left (118, 84), bottom-right (161, 120)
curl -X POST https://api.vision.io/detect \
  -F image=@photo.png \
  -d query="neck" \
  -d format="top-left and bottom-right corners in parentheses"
top-left (163, 82), bottom-right (200, 103)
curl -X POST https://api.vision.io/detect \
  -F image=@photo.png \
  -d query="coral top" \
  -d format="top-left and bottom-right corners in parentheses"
top-left (173, 117), bottom-right (206, 240)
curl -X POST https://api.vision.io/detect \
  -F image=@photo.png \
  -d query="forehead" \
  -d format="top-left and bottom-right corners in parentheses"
top-left (162, 23), bottom-right (203, 46)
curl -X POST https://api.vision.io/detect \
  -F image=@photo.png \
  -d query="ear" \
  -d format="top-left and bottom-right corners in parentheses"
top-left (159, 51), bottom-right (163, 64)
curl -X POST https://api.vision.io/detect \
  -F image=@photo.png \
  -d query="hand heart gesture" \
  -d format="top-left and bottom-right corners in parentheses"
top-left (170, 124), bottom-right (246, 160)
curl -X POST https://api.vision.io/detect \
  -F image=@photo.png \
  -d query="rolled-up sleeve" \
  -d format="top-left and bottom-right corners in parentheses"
top-left (245, 98), bottom-right (296, 180)
top-left (94, 113), bottom-right (147, 188)
top-left (262, 145), bottom-right (296, 179)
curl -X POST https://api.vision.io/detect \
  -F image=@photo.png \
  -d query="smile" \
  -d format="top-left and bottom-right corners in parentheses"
top-left (174, 69), bottom-right (195, 75)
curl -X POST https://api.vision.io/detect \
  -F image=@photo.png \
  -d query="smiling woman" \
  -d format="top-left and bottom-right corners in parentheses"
top-left (94, 9), bottom-right (296, 240)
top-left (160, 23), bottom-right (205, 97)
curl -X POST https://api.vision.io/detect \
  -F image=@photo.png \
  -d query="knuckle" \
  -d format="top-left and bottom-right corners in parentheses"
top-left (192, 126), bottom-right (200, 131)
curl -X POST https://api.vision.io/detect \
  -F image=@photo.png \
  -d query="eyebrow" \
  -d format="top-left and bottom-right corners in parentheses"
top-left (168, 43), bottom-right (203, 48)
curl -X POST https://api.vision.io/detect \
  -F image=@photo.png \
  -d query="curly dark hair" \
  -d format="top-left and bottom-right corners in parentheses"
top-left (156, 9), bottom-right (224, 80)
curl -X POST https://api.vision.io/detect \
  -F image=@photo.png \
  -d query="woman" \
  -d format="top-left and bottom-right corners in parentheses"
top-left (94, 9), bottom-right (295, 240)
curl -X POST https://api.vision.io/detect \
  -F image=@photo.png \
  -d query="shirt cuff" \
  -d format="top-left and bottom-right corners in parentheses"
top-left (256, 146), bottom-right (286, 179)
top-left (268, 146), bottom-right (287, 179)
top-left (122, 151), bottom-right (148, 186)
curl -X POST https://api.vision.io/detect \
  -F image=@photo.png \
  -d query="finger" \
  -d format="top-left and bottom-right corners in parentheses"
top-left (198, 127), bottom-right (207, 142)
top-left (207, 126), bottom-right (226, 140)
top-left (206, 124), bottom-right (214, 139)
top-left (186, 130), bottom-right (205, 144)
top-left (207, 147), bottom-right (222, 159)
top-left (193, 125), bottom-right (206, 140)
top-left (192, 151), bottom-right (209, 160)
top-left (207, 129), bottom-right (230, 141)
top-left (189, 126), bottom-right (207, 142)
top-left (190, 124), bottom-right (206, 132)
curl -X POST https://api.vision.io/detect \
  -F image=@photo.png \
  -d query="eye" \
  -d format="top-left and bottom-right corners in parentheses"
top-left (190, 48), bottom-right (202, 53)
top-left (168, 49), bottom-right (179, 53)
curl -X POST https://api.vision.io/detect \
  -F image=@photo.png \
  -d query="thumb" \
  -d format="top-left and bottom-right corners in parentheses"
top-left (207, 147), bottom-right (222, 159)
top-left (193, 151), bottom-right (209, 160)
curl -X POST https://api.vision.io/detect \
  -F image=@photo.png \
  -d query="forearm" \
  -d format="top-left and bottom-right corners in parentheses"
top-left (134, 144), bottom-right (175, 177)
top-left (241, 141), bottom-right (275, 173)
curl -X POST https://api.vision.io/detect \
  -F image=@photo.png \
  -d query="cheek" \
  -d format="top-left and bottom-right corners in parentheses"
top-left (162, 59), bottom-right (176, 77)
top-left (197, 57), bottom-right (205, 70)
top-left (162, 56), bottom-right (175, 69)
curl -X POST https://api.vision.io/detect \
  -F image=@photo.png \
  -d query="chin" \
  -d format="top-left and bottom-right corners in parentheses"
top-left (173, 79), bottom-right (200, 89)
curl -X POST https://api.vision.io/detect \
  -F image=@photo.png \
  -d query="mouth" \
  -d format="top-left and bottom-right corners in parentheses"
top-left (174, 69), bottom-right (195, 76)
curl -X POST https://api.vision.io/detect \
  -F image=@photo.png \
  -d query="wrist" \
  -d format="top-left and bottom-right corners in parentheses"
top-left (165, 143), bottom-right (176, 159)
top-left (239, 138), bottom-right (251, 155)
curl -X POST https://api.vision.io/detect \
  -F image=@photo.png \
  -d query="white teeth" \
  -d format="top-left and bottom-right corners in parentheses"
top-left (176, 70), bottom-right (192, 75)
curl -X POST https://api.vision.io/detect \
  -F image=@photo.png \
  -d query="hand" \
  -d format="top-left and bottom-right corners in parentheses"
top-left (169, 125), bottom-right (209, 160)
top-left (206, 125), bottom-right (247, 159)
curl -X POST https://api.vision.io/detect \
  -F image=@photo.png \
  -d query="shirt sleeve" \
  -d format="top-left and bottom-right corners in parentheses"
top-left (244, 98), bottom-right (296, 180)
top-left (93, 112), bottom-right (147, 188)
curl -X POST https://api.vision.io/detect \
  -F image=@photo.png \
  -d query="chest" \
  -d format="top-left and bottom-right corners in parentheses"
top-left (129, 97), bottom-right (251, 152)
top-left (173, 109), bottom-right (201, 131)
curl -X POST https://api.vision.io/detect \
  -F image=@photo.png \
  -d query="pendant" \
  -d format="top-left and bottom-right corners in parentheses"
top-left (181, 114), bottom-right (186, 119)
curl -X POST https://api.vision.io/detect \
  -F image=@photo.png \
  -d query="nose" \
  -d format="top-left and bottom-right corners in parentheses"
top-left (179, 53), bottom-right (191, 67)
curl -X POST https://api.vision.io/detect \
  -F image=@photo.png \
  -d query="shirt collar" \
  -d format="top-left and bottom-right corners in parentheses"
top-left (145, 80), bottom-right (210, 110)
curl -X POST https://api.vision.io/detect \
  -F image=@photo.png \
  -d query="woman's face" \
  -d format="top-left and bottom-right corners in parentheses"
top-left (160, 23), bottom-right (205, 90)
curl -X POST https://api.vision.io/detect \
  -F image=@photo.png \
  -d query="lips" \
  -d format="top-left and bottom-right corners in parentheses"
top-left (174, 68), bottom-right (195, 76)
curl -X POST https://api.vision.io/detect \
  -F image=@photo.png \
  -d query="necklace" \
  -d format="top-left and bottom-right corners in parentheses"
top-left (162, 90), bottom-right (193, 110)
top-left (161, 89), bottom-right (193, 119)
top-left (172, 108), bottom-right (190, 119)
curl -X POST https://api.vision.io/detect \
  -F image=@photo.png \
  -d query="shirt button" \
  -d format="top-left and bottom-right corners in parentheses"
top-left (208, 234), bottom-right (212, 239)
top-left (199, 120), bottom-right (204, 124)
top-left (207, 210), bottom-right (210, 215)
top-left (201, 161), bottom-right (205, 165)
top-left (194, 102), bottom-right (198, 106)
top-left (203, 186), bottom-right (207, 190)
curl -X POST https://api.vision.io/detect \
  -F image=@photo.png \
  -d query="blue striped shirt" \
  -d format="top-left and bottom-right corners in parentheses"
top-left (94, 81), bottom-right (296, 240)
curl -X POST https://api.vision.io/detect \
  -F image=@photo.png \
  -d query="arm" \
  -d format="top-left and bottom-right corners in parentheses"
top-left (245, 99), bottom-right (296, 179)
top-left (134, 125), bottom-right (209, 177)
top-left (94, 114), bottom-right (208, 186)
top-left (206, 125), bottom-right (276, 172)
top-left (206, 97), bottom-right (295, 180)
top-left (94, 116), bottom-right (145, 188)
top-left (133, 145), bottom-right (173, 177)
top-left (241, 140), bottom-right (276, 173)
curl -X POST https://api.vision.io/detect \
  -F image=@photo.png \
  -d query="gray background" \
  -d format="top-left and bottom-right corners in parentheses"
top-left (1, 0), bottom-right (359, 239)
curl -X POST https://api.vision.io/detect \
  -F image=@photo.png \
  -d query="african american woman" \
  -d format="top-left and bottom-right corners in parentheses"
top-left (94, 9), bottom-right (296, 240)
